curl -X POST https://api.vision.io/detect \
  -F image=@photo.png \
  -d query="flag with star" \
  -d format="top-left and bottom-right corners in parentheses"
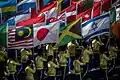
top-left (56, 18), bottom-right (81, 47)
top-left (81, 13), bottom-right (110, 40)
top-left (8, 25), bottom-right (33, 49)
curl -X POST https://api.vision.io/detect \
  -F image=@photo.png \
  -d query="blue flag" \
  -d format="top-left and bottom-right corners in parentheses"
top-left (81, 13), bottom-right (110, 40)
top-left (0, 0), bottom-right (17, 8)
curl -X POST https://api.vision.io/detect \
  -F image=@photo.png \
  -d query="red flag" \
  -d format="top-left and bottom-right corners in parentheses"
top-left (102, 0), bottom-right (111, 12)
top-left (60, 4), bottom-right (77, 23)
top-left (76, 8), bottom-right (92, 22)
top-left (112, 21), bottom-right (120, 39)
top-left (92, 1), bottom-right (101, 18)
top-left (16, 16), bottom-right (45, 26)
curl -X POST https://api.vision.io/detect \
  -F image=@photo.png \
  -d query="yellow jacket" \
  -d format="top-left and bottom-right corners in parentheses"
top-left (25, 65), bottom-right (36, 80)
top-left (73, 60), bottom-right (84, 74)
top-left (100, 53), bottom-right (111, 69)
top-left (82, 49), bottom-right (92, 63)
top-left (35, 56), bottom-right (46, 70)
top-left (47, 61), bottom-right (59, 76)
top-left (21, 49), bottom-right (32, 63)
top-left (0, 51), bottom-right (5, 62)
top-left (7, 59), bottom-right (20, 74)
top-left (59, 51), bottom-right (69, 67)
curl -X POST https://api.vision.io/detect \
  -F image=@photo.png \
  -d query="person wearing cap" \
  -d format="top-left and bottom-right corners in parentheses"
top-left (0, 47), bottom-right (6, 80)
top-left (35, 51), bottom-right (47, 80)
top-left (59, 46), bottom-right (70, 80)
top-left (21, 48), bottom-right (32, 71)
top-left (7, 57), bottom-right (20, 80)
top-left (47, 55), bottom-right (59, 80)
top-left (25, 60), bottom-right (36, 80)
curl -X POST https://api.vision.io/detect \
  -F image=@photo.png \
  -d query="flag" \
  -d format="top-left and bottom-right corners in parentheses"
top-left (16, 16), bottom-right (45, 26)
top-left (61, 0), bottom-right (70, 10)
top-left (56, 18), bottom-right (81, 46)
top-left (43, 0), bottom-right (51, 7)
top-left (112, 0), bottom-right (120, 7)
top-left (8, 25), bottom-right (33, 49)
top-left (0, 24), bottom-right (7, 47)
top-left (110, 7), bottom-right (116, 25)
top-left (0, 0), bottom-right (17, 21)
top-left (34, 21), bottom-right (60, 47)
top-left (116, 4), bottom-right (120, 21)
top-left (102, 0), bottom-right (111, 12)
top-left (76, 8), bottom-right (92, 22)
top-left (0, 0), bottom-right (17, 8)
top-left (60, 4), bottom-right (77, 23)
top-left (112, 21), bottom-right (120, 39)
top-left (38, 1), bottom-right (57, 19)
top-left (92, 1), bottom-right (101, 18)
top-left (7, 9), bottom-right (31, 29)
top-left (81, 13), bottom-right (110, 40)
top-left (17, 0), bottom-right (36, 12)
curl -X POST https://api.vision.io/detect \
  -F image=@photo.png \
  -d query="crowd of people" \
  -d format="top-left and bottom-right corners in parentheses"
top-left (0, 36), bottom-right (119, 80)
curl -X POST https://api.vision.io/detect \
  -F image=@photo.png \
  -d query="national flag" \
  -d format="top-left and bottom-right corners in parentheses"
top-left (34, 21), bottom-right (60, 47)
top-left (61, 0), bottom-right (70, 10)
top-left (81, 13), bottom-right (110, 40)
top-left (0, 0), bottom-right (17, 8)
top-left (0, 24), bottom-right (7, 47)
top-left (43, 0), bottom-right (51, 7)
top-left (16, 16), bottom-right (45, 26)
top-left (60, 3), bottom-right (77, 23)
top-left (38, 1), bottom-right (57, 19)
top-left (8, 25), bottom-right (33, 49)
top-left (7, 9), bottom-right (31, 29)
top-left (76, 8), bottom-right (92, 22)
top-left (110, 7), bottom-right (116, 25)
top-left (112, 21), bottom-right (120, 39)
top-left (102, 0), bottom-right (111, 12)
top-left (56, 18), bottom-right (81, 47)
top-left (112, 0), bottom-right (120, 7)
top-left (17, 0), bottom-right (36, 13)
top-left (91, 1), bottom-right (101, 18)
top-left (116, 4), bottom-right (120, 21)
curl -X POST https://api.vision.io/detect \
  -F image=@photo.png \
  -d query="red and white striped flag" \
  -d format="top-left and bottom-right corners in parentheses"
top-left (8, 26), bottom-right (33, 49)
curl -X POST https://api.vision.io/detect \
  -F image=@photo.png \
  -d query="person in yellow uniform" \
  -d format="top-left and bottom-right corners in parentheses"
top-left (35, 51), bottom-right (47, 80)
top-left (25, 60), bottom-right (36, 80)
top-left (0, 47), bottom-right (6, 80)
top-left (21, 48), bottom-right (32, 71)
top-left (82, 41), bottom-right (92, 78)
top-left (92, 38), bottom-right (103, 67)
top-left (47, 55), bottom-right (59, 80)
top-left (67, 41), bottom-right (76, 71)
top-left (100, 46), bottom-right (112, 80)
top-left (46, 44), bottom-right (54, 57)
top-left (7, 57), bottom-right (20, 80)
top-left (72, 49), bottom-right (85, 80)
top-left (59, 47), bottom-right (70, 80)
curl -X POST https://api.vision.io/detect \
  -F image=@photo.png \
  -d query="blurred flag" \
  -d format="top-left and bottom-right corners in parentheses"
top-left (56, 18), bottom-right (81, 46)
top-left (8, 25), bottom-right (33, 49)
top-left (81, 13), bottom-right (110, 40)
top-left (17, 0), bottom-right (36, 13)
top-left (112, 21), bottom-right (120, 39)
top-left (34, 21), bottom-right (60, 47)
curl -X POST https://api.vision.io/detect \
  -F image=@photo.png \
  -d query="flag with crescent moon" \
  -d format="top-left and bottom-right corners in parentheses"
top-left (8, 25), bottom-right (33, 49)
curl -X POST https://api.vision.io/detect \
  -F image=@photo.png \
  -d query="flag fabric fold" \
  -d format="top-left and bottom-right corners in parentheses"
top-left (34, 21), bottom-right (60, 47)
top-left (82, 13), bottom-right (110, 40)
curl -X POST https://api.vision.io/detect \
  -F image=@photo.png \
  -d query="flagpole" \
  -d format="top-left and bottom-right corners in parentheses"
top-left (32, 24), bottom-right (35, 61)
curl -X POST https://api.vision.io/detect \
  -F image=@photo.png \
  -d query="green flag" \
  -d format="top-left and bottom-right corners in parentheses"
top-left (0, 24), bottom-right (7, 47)
top-left (56, 18), bottom-right (81, 47)
top-left (110, 7), bottom-right (116, 25)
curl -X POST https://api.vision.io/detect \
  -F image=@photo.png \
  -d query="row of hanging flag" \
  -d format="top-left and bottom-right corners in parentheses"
top-left (0, 0), bottom-right (120, 49)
